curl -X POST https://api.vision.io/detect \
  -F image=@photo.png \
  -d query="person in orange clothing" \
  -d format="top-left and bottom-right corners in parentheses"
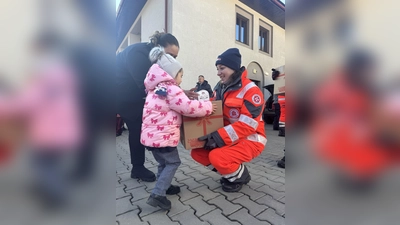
top-left (191, 48), bottom-right (266, 192)
top-left (278, 95), bottom-right (286, 137)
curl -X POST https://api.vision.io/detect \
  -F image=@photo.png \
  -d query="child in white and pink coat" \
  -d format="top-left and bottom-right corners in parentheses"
top-left (141, 47), bottom-right (216, 210)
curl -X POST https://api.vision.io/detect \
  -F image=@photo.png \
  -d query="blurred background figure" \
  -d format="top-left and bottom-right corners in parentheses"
top-left (0, 0), bottom-right (115, 224)
top-left (310, 49), bottom-right (384, 183)
top-left (194, 75), bottom-right (213, 97)
top-left (0, 31), bottom-right (84, 207)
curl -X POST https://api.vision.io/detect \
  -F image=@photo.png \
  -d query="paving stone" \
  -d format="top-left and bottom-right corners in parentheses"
top-left (123, 179), bottom-right (146, 191)
top-left (116, 186), bottom-right (129, 199)
top-left (177, 177), bottom-right (204, 190)
top-left (276, 184), bottom-right (285, 192)
top-left (201, 209), bottom-right (241, 225)
top-left (116, 178), bottom-right (124, 188)
top-left (256, 208), bottom-right (285, 225)
top-left (174, 171), bottom-right (191, 182)
top-left (201, 170), bottom-right (222, 180)
top-left (116, 209), bottom-right (148, 225)
top-left (135, 198), bottom-right (163, 217)
top-left (191, 186), bottom-right (221, 201)
top-left (116, 162), bottom-right (126, 169)
top-left (117, 165), bottom-right (130, 175)
top-left (253, 177), bottom-right (285, 191)
top-left (253, 165), bottom-right (284, 177)
top-left (199, 177), bottom-right (221, 190)
top-left (252, 170), bottom-right (281, 181)
top-left (142, 210), bottom-right (180, 225)
top-left (118, 172), bottom-right (133, 182)
top-left (167, 194), bottom-right (191, 217)
top-left (233, 195), bottom-right (268, 216)
top-left (127, 186), bottom-right (150, 202)
top-left (247, 180), bottom-right (265, 189)
top-left (228, 208), bottom-right (271, 225)
top-left (255, 185), bottom-right (285, 201)
top-left (212, 188), bottom-right (244, 201)
top-left (256, 195), bottom-right (285, 216)
top-left (178, 165), bottom-right (198, 174)
top-left (170, 208), bottom-right (211, 225)
top-left (191, 164), bottom-right (212, 174)
top-left (116, 128), bottom-right (285, 224)
top-left (176, 185), bottom-right (199, 202)
top-left (207, 195), bottom-right (242, 216)
top-left (184, 196), bottom-right (216, 217)
top-left (239, 185), bottom-right (266, 201)
top-left (116, 196), bottom-right (136, 216)
top-left (188, 171), bottom-right (209, 181)
top-left (142, 180), bottom-right (157, 192)
top-left (273, 176), bottom-right (285, 184)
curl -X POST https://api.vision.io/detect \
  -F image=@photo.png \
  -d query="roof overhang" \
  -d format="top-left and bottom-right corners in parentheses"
top-left (239, 0), bottom-right (285, 29)
top-left (116, 0), bottom-right (147, 50)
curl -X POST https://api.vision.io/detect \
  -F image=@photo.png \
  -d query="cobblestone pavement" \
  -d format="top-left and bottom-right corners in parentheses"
top-left (116, 124), bottom-right (285, 225)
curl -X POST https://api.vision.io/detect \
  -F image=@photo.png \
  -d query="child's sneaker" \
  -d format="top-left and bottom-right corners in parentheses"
top-left (146, 194), bottom-right (171, 210)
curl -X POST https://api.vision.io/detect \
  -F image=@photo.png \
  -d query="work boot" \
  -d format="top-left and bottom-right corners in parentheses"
top-left (219, 177), bottom-right (229, 184)
top-left (166, 185), bottom-right (180, 195)
top-left (277, 156), bottom-right (285, 169)
top-left (131, 166), bottom-right (156, 182)
top-left (146, 194), bottom-right (171, 210)
top-left (278, 127), bottom-right (285, 137)
top-left (222, 165), bottom-right (251, 192)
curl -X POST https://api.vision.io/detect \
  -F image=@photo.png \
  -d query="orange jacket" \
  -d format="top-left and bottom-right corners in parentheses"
top-left (278, 95), bottom-right (286, 123)
top-left (213, 70), bottom-right (266, 147)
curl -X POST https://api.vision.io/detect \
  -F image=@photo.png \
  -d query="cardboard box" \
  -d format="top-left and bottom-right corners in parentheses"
top-left (180, 100), bottom-right (223, 150)
top-left (273, 65), bottom-right (285, 94)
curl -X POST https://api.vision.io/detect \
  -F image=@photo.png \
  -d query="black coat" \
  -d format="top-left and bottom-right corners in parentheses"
top-left (195, 80), bottom-right (213, 97)
top-left (116, 42), bottom-right (155, 118)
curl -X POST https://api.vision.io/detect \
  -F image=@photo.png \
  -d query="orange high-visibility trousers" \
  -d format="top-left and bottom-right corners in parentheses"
top-left (191, 139), bottom-right (263, 175)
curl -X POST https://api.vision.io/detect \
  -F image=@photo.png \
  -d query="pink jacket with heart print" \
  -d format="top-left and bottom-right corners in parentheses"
top-left (140, 64), bottom-right (213, 148)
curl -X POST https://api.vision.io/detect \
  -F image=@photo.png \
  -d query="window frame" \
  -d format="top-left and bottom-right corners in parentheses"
top-left (259, 20), bottom-right (273, 57)
top-left (235, 6), bottom-right (253, 49)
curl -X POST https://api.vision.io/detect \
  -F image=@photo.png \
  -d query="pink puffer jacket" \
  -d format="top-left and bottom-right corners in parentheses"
top-left (140, 64), bottom-right (212, 148)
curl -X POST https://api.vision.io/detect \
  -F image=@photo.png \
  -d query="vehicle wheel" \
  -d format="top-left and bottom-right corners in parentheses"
top-left (264, 116), bottom-right (274, 124)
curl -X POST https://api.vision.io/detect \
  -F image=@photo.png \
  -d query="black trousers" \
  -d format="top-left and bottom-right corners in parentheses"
top-left (120, 100), bottom-right (146, 167)
top-left (273, 103), bottom-right (281, 130)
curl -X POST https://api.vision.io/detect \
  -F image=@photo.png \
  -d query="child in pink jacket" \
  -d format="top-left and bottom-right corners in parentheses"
top-left (142, 47), bottom-right (216, 210)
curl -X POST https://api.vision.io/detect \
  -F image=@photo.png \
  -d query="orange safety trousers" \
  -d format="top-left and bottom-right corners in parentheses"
top-left (191, 139), bottom-right (264, 175)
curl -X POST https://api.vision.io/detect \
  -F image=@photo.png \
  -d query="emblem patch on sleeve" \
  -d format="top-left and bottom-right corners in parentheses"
top-left (229, 109), bottom-right (240, 118)
top-left (252, 94), bottom-right (261, 104)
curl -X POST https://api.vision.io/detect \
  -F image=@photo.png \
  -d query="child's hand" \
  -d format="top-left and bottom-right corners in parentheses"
top-left (211, 103), bottom-right (217, 115)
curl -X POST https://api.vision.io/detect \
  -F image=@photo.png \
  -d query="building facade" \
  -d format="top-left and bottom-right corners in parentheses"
top-left (117, 0), bottom-right (285, 96)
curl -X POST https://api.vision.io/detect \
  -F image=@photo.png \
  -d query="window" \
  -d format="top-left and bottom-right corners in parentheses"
top-left (235, 6), bottom-right (253, 48)
top-left (236, 14), bottom-right (249, 44)
top-left (259, 26), bottom-right (269, 53)
top-left (259, 20), bottom-right (273, 56)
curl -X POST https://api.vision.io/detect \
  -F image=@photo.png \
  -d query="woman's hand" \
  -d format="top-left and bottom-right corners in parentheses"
top-left (184, 89), bottom-right (199, 100)
top-left (211, 103), bottom-right (217, 115)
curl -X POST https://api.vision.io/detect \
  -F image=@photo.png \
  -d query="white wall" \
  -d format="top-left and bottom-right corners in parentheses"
top-left (128, 33), bottom-right (141, 45)
top-left (170, 0), bottom-right (285, 91)
top-left (140, 0), bottom-right (166, 42)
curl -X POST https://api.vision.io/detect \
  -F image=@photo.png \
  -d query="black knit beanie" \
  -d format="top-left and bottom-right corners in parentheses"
top-left (215, 48), bottom-right (241, 71)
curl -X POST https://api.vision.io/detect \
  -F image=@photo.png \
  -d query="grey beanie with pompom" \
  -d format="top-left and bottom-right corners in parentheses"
top-left (149, 46), bottom-right (182, 77)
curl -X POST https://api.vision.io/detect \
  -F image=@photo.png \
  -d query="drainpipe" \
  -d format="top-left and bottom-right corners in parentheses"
top-left (165, 0), bottom-right (168, 32)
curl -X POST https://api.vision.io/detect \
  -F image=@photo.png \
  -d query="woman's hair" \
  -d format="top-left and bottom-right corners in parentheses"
top-left (149, 31), bottom-right (179, 48)
top-left (225, 66), bottom-right (245, 85)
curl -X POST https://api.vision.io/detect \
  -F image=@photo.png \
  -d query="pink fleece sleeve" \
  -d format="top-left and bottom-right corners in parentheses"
top-left (167, 85), bottom-right (213, 117)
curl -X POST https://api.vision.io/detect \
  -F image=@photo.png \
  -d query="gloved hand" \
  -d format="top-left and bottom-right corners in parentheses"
top-left (198, 132), bottom-right (221, 150)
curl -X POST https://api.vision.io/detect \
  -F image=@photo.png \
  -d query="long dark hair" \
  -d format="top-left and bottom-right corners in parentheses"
top-left (149, 31), bottom-right (179, 48)
top-left (225, 66), bottom-right (245, 85)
